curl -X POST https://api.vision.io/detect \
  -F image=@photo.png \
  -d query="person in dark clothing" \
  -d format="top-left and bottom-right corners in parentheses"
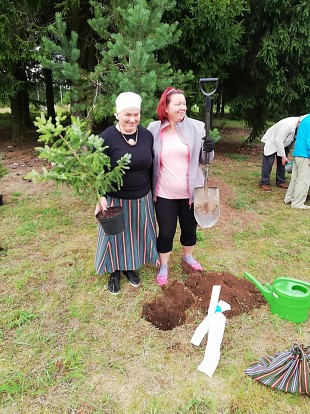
top-left (94, 92), bottom-right (159, 294)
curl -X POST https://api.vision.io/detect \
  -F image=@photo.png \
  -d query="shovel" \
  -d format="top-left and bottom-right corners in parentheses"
top-left (194, 78), bottom-right (220, 229)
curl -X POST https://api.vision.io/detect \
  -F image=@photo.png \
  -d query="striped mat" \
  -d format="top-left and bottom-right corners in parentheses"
top-left (245, 344), bottom-right (310, 396)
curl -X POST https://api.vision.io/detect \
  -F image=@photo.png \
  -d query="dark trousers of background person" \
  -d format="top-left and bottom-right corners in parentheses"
top-left (260, 147), bottom-right (290, 186)
top-left (155, 197), bottom-right (197, 253)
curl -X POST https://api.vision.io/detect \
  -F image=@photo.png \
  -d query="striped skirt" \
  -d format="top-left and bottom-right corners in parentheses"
top-left (95, 191), bottom-right (159, 274)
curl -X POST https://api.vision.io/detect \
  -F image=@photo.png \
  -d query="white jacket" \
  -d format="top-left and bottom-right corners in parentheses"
top-left (261, 117), bottom-right (300, 157)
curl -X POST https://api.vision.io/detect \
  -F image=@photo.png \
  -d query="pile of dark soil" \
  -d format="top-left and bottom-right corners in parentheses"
top-left (142, 264), bottom-right (266, 331)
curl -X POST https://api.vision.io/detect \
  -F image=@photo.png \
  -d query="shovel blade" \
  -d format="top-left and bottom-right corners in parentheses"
top-left (194, 186), bottom-right (220, 228)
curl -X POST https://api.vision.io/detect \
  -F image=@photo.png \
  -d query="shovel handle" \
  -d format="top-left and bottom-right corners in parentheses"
top-left (199, 78), bottom-right (219, 97)
top-left (199, 78), bottom-right (219, 141)
top-left (205, 153), bottom-right (210, 181)
top-left (199, 78), bottom-right (218, 173)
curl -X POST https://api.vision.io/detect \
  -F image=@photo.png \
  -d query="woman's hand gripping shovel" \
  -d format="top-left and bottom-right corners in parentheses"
top-left (194, 78), bottom-right (220, 229)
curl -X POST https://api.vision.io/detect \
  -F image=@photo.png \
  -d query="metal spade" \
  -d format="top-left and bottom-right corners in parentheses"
top-left (194, 78), bottom-right (220, 228)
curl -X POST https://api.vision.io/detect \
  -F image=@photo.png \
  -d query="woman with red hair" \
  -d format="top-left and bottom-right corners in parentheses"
top-left (148, 87), bottom-right (215, 285)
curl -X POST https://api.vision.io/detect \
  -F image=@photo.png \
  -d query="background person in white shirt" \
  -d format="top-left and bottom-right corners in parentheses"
top-left (259, 116), bottom-right (305, 192)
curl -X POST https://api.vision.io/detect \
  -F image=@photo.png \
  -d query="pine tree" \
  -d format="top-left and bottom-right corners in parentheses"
top-left (39, 12), bottom-right (88, 117)
top-left (39, 0), bottom-right (193, 126)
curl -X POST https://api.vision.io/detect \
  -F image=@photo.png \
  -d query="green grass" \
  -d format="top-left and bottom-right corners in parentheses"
top-left (229, 190), bottom-right (253, 210)
top-left (223, 153), bottom-right (249, 161)
top-left (0, 124), bottom-right (309, 414)
top-left (0, 111), bottom-right (12, 127)
top-left (213, 117), bottom-right (248, 130)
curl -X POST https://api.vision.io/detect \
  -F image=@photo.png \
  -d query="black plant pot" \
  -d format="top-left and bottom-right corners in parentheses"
top-left (96, 206), bottom-right (125, 235)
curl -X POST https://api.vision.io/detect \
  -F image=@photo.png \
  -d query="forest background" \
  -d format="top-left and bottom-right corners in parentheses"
top-left (0, 0), bottom-right (309, 142)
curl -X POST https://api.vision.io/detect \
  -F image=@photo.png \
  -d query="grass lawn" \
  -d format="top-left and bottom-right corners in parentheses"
top-left (0, 119), bottom-right (309, 413)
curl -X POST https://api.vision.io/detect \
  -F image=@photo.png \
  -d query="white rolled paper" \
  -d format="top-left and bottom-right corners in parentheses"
top-left (190, 284), bottom-right (231, 378)
top-left (190, 285), bottom-right (221, 346)
top-left (197, 312), bottom-right (226, 377)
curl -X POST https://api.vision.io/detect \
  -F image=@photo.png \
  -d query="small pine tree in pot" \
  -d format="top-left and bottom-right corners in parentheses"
top-left (27, 112), bottom-right (131, 234)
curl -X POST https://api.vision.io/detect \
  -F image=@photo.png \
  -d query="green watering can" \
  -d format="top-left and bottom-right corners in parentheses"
top-left (244, 272), bottom-right (310, 323)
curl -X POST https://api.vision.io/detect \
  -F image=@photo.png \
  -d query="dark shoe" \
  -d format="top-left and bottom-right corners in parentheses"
top-left (107, 271), bottom-right (121, 294)
top-left (277, 183), bottom-right (289, 189)
top-left (259, 184), bottom-right (271, 192)
top-left (123, 270), bottom-right (140, 287)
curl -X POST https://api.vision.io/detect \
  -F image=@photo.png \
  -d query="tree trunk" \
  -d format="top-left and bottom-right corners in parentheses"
top-left (10, 93), bottom-right (25, 142)
top-left (21, 87), bottom-right (33, 128)
top-left (43, 68), bottom-right (56, 123)
top-left (216, 94), bottom-right (221, 117)
top-left (19, 68), bottom-right (33, 128)
top-left (221, 93), bottom-right (226, 116)
top-left (10, 65), bottom-right (33, 141)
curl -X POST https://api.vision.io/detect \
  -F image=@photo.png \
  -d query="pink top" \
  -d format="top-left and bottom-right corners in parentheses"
top-left (157, 130), bottom-right (189, 199)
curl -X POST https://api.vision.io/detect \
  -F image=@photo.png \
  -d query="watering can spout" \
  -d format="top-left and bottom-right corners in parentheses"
top-left (244, 272), bottom-right (272, 303)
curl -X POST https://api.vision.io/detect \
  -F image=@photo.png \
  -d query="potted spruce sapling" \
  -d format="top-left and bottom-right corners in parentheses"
top-left (27, 112), bottom-right (131, 234)
top-left (0, 153), bottom-right (8, 206)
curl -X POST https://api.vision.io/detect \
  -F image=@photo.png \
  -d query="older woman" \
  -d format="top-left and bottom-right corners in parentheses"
top-left (148, 87), bottom-right (215, 286)
top-left (95, 92), bottom-right (159, 294)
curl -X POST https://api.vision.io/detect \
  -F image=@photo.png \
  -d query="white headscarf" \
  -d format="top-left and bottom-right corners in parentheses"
top-left (115, 92), bottom-right (142, 117)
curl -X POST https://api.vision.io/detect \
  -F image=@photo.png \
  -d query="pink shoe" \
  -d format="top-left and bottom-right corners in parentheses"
top-left (156, 266), bottom-right (168, 286)
top-left (156, 274), bottom-right (168, 286)
top-left (182, 255), bottom-right (203, 271)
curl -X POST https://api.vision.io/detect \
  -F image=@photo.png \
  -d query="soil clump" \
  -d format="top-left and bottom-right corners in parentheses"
top-left (142, 263), bottom-right (266, 330)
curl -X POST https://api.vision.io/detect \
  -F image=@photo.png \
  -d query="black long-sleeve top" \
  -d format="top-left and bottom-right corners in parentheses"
top-left (100, 125), bottom-right (154, 199)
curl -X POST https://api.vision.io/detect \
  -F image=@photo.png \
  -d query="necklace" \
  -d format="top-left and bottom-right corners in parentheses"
top-left (117, 124), bottom-right (138, 146)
